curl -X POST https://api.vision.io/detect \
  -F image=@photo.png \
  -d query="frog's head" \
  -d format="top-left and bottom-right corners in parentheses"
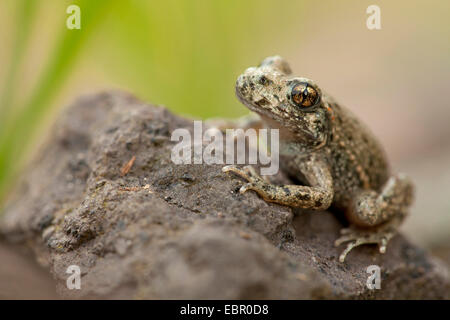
top-left (235, 56), bottom-right (331, 148)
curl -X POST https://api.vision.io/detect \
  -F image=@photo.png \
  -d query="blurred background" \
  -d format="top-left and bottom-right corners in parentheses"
top-left (0, 0), bottom-right (449, 297)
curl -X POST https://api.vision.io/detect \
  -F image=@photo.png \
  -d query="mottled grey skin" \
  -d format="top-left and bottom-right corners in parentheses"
top-left (223, 56), bottom-right (414, 262)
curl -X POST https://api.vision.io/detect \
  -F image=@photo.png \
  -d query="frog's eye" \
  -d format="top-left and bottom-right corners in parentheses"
top-left (289, 82), bottom-right (320, 108)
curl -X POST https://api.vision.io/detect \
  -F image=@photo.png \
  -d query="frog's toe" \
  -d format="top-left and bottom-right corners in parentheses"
top-left (224, 165), bottom-right (270, 199)
top-left (334, 234), bottom-right (356, 247)
top-left (335, 227), bottom-right (396, 263)
top-left (339, 227), bottom-right (353, 235)
top-left (222, 164), bottom-right (238, 173)
top-left (223, 165), bottom-right (264, 184)
top-left (338, 239), bottom-right (368, 263)
top-left (239, 182), bottom-right (257, 194)
top-left (222, 165), bottom-right (251, 181)
top-left (242, 165), bottom-right (259, 178)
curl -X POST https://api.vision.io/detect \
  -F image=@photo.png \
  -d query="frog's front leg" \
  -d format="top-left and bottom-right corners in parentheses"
top-left (335, 174), bottom-right (414, 262)
top-left (222, 156), bottom-right (334, 210)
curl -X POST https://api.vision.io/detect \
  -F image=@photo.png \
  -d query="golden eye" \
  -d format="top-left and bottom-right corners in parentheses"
top-left (290, 82), bottom-right (319, 108)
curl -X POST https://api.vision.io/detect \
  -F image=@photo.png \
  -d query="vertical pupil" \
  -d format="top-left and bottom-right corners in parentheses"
top-left (303, 85), bottom-right (309, 98)
top-left (291, 82), bottom-right (318, 107)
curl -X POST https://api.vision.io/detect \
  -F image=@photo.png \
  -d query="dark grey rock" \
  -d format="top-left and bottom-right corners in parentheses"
top-left (1, 91), bottom-right (448, 299)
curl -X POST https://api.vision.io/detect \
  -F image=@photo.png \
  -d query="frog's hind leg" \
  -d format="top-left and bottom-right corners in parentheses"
top-left (335, 174), bottom-right (414, 262)
top-left (347, 174), bottom-right (414, 227)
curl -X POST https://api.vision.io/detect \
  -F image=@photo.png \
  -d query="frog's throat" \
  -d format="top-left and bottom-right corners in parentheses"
top-left (260, 113), bottom-right (329, 152)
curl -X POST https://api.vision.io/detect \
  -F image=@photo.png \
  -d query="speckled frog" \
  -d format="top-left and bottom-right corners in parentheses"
top-left (222, 56), bottom-right (414, 262)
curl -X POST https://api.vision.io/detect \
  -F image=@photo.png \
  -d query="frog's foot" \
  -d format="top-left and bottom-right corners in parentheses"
top-left (222, 165), bottom-right (269, 194)
top-left (334, 224), bottom-right (397, 263)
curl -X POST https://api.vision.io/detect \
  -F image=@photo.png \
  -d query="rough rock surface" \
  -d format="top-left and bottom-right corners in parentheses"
top-left (1, 91), bottom-right (448, 299)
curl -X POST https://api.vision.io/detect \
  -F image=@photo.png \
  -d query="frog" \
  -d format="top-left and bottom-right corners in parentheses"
top-left (221, 56), bottom-right (414, 262)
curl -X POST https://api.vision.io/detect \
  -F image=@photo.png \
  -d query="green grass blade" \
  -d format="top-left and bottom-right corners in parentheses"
top-left (0, 0), bottom-right (113, 205)
top-left (0, 0), bottom-right (38, 129)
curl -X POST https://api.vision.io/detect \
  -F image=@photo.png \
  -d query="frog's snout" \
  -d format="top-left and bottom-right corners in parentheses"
top-left (236, 67), bottom-right (259, 90)
top-left (235, 74), bottom-right (248, 100)
top-left (236, 70), bottom-right (250, 90)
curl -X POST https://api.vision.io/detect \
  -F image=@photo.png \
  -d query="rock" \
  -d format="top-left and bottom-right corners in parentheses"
top-left (0, 91), bottom-right (448, 299)
top-left (432, 244), bottom-right (450, 273)
top-left (0, 242), bottom-right (58, 299)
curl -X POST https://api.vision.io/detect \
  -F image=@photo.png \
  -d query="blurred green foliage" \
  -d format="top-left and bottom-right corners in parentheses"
top-left (0, 0), bottom-right (305, 205)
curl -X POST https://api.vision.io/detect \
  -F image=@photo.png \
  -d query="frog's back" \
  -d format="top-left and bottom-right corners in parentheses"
top-left (323, 97), bottom-right (390, 208)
